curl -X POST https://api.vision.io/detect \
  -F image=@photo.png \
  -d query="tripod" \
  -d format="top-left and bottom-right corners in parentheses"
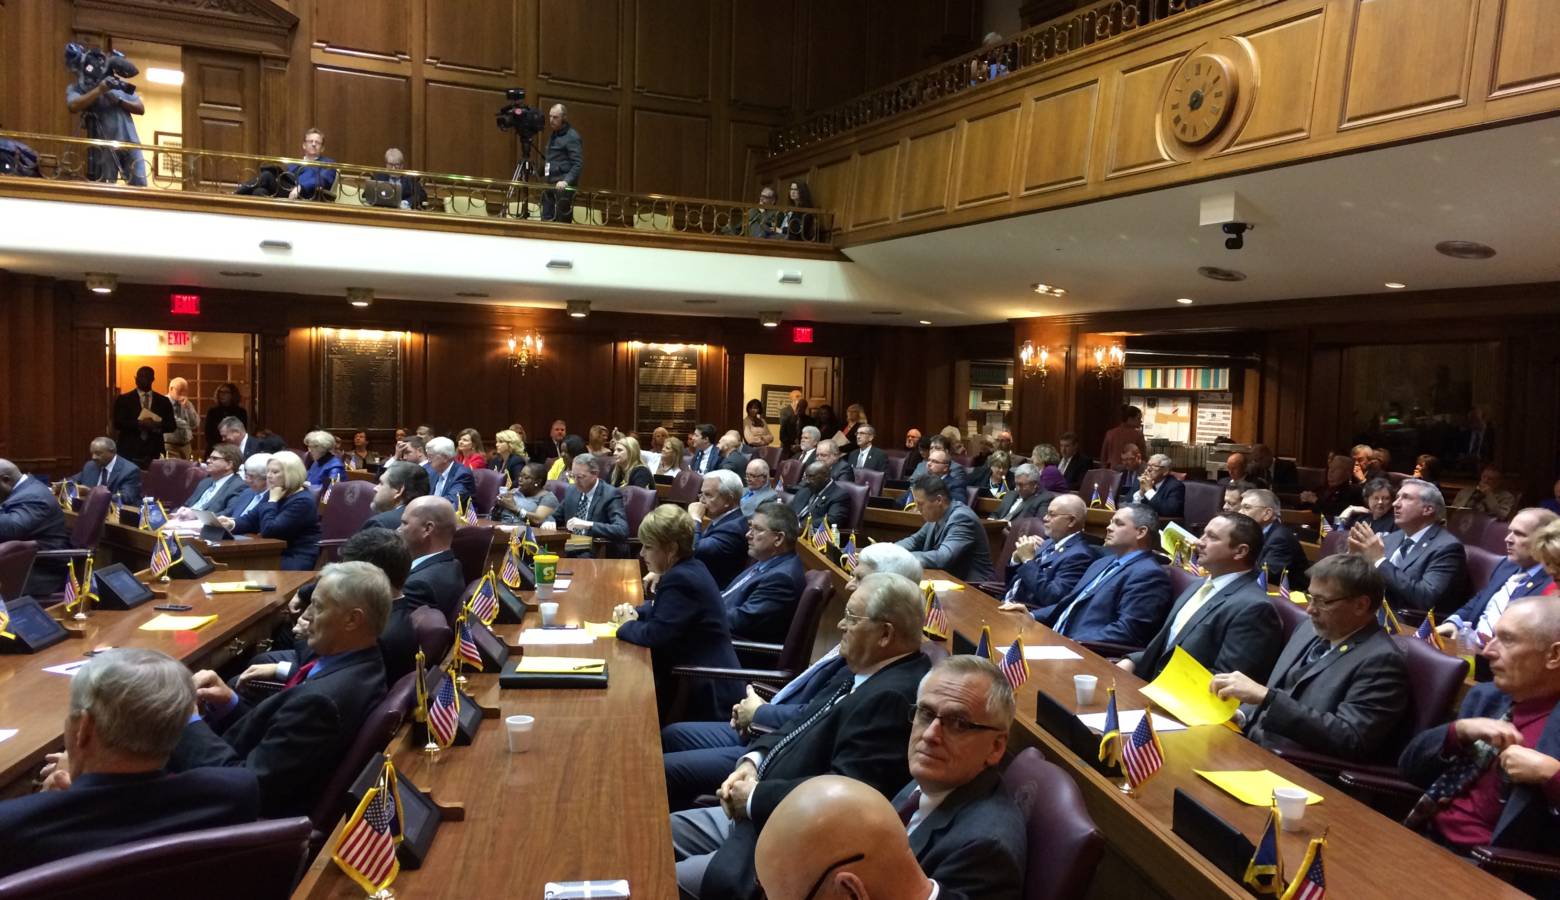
top-left (502, 132), bottom-right (538, 218)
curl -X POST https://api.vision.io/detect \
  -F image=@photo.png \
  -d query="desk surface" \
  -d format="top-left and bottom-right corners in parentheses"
top-left (0, 570), bottom-right (312, 792)
top-left (69, 512), bottom-right (290, 566)
top-left (292, 558), bottom-right (677, 899)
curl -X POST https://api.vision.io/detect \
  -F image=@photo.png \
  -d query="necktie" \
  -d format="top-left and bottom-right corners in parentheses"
top-left (898, 788), bottom-right (923, 827)
top-left (859, 450), bottom-right (868, 468)
top-left (1476, 569), bottom-right (1535, 638)
top-left (241, 492), bottom-right (262, 516)
top-left (195, 481), bottom-right (219, 509)
top-left (1052, 558), bottom-right (1124, 634)
top-left (1404, 707), bottom-right (1513, 832)
top-left (1389, 536), bottom-right (1417, 567)
top-left (758, 679), bottom-right (850, 777)
top-left (1166, 578), bottom-right (1218, 643)
top-left (141, 391), bottom-right (150, 410)
top-left (722, 560), bottom-right (766, 600)
top-left (283, 659), bottom-right (317, 689)
top-left (98, 463), bottom-right (108, 487)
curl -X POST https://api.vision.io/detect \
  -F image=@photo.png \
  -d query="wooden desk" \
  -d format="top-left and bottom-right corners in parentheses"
top-left (292, 559), bottom-right (676, 899)
top-left (68, 512), bottom-right (289, 572)
top-left (0, 570), bottom-right (312, 795)
top-left (794, 544), bottom-right (1521, 900)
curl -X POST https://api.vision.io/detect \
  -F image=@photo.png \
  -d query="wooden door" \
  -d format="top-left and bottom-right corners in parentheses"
top-left (182, 48), bottom-right (260, 186)
top-left (805, 356), bottom-right (838, 410)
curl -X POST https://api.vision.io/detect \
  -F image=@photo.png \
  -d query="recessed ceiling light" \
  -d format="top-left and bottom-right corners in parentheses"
top-left (1031, 283), bottom-right (1067, 297)
top-left (346, 287), bottom-right (373, 308)
top-left (1435, 240), bottom-right (1496, 259)
top-left (778, 270), bottom-right (803, 285)
top-left (1384, 282), bottom-right (1407, 289)
top-left (1197, 266), bottom-right (1247, 282)
top-left (218, 270), bottom-right (262, 278)
top-left (85, 272), bottom-right (117, 294)
top-left (918, 320), bottom-right (932, 326)
top-left (567, 300), bottom-right (590, 318)
top-left (1175, 297), bottom-right (1194, 305)
top-left (759, 312), bottom-right (782, 328)
top-left (546, 258), bottom-right (573, 269)
top-left (455, 291), bottom-right (488, 298)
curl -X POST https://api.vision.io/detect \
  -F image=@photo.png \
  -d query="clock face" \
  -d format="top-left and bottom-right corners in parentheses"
top-left (1164, 53), bottom-right (1236, 146)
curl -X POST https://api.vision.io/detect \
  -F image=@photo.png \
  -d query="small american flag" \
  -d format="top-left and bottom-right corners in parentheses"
top-left (1280, 836), bottom-right (1326, 900)
top-left (331, 766), bottom-right (402, 894)
top-left (60, 559), bottom-right (79, 611)
top-left (456, 616), bottom-right (483, 671)
top-left (922, 588), bottom-right (950, 640)
top-left (427, 669), bottom-right (460, 749)
top-left (1000, 636), bottom-right (1030, 689)
top-left (1257, 569), bottom-right (1270, 595)
top-left (500, 536), bottom-right (523, 588)
top-left (811, 520), bottom-right (831, 549)
top-left (841, 534), bottom-right (859, 573)
top-left (1414, 611), bottom-right (1446, 651)
top-left (1121, 703), bottom-right (1164, 788)
top-left (520, 525), bottom-right (540, 557)
top-left (1318, 515), bottom-right (1333, 538)
top-left (467, 571), bottom-right (498, 626)
top-left (149, 530), bottom-right (179, 577)
top-left (1278, 569), bottom-right (1292, 603)
top-left (1103, 491), bottom-right (1116, 512)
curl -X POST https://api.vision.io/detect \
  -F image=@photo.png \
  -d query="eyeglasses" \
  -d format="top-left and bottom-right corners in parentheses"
top-left (910, 703), bottom-right (1003, 736)
top-left (1306, 591), bottom-right (1354, 608)
top-left (839, 608), bottom-right (877, 627)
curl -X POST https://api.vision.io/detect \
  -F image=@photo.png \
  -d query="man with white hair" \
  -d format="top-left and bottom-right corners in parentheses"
top-left (816, 437), bottom-right (853, 483)
top-left (794, 425), bottom-right (821, 470)
top-left (224, 452), bottom-right (273, 519)
top-left (690, 468), bottom-right (750, 589)
top-left (3, 649), bottom-right (260, 876)
top-left (740, 458), bottom-right (777, 516)
top-left (424, 435), bottom-right (475, 509)
top-left (1131, 452), bottom-right (1185, 519)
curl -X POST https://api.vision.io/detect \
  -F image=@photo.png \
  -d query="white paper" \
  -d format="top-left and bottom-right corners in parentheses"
top-left (43, 660), bottom-right (91, 676)
top-left (0, 729), bottom-right (17, 743)
top-left (518, 628), bottom-right (596, 646)
top-left (552, 579), bottom-right (572, 591)
top-left (1077, 709), bottom-right (1188, 734)
top-left (1004, 644), bottom-right (1083, 661)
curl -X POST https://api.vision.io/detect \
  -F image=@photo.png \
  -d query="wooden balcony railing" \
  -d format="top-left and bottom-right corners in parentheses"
top-left (0, 130), bottom-right (835, 245)
top-left (769, 0), bottom-right (1227, 156)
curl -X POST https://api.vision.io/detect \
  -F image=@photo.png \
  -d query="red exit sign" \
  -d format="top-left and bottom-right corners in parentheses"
top-left (791, 326), bottom-right (814, 344)
top-left (166, 331), bottom-right (191, 348)
top-left (170, 292), bottom-right (201, 315)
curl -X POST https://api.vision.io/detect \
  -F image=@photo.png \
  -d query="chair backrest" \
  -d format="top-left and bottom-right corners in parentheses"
top-left (1077, 468), bottom-right (1117, 506)
top-left (882, 454), bottom-right (907, 482)
top-left (451, 525), bottom-right (495, 584)
top-left (72, 486), bottom-right (112, 551)
top-left (1182, 481), bottom-right (1224, 529)
top-left (1463, 544), bottom-right (1503, 595)
top-left (1318, 526), bottom-right (1350, 559)
top-left (317, 480), bottom-right (376, 543)
top-left (0, 816), bottom-right (313, 900)
top-left (1478, 516), bottom-right (1510, 556)
top-left (142, 458), bottom-right (196, 508)
top-left (920, 640), bottom-right (950, 665)
top-left (1295, 466), bottom-right (1327, 493)
top-left (996, 519), bottom-right (1050, 576)
top-left (777, 459), bottom-right (803, 489)
top-left (964, 485), bottom-right (980, 507)
top-left (1268, 592), bottom-right (1307, 643)
top-left (1392, 633), bottom-right (1471, 737)
top-left (620, 485), bottom-right (656, 536)
top-left (1001, 747), bottom-right (1104, 900)
top-left (470, 467), bottom-right (503, 516)
top-left (835, 479), bottom-right (868, 534)
top-left (410, 605), bottom-right (454, 664)
top-left (1166, 563), bottom-right (1200, 599)
top-left (308, 673), bottom-right (416, 832)
top-left (1447, 510), bottom-right (1492, 545)
top-left (950, 454), bottom-right (972, 469)
top-left (0, 539), bottom-right (37, 600)
top-left (665, 468), bottom-right (703, 503)
top-left (852, 468), bottom-right (884, 497)
top-left (777, 570), bottom-right (834, 676)
top-left (758, 446), bottom-right (782, 470)
top-left (544, 479), bottom-right (569, 505)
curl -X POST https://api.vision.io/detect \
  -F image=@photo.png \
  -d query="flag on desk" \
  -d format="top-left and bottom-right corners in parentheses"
top-left (332, 759), bottom-right (403, 895)
top-left (1278, 569), bottom-right (1292, 603)
top-left (427, 667), bottom-right (460, 749)
top-left (1121, 702), bottom-right (1164, 789)
top-left (0, 596), bottom-right (13, 640)
top-left (1098, 686), bottom-right (1121, 768)
top-left (457, 495), bottom-right (477, 526)
top-left (455, 614), bottom-right (483, 672)
top-left (1088, 483), bottom-right (1103, 508)
top-left (500, 534), bottom-right (524, 589)
top-left (1103, 491), bottom-right (1116, 512)
top-left (1414, 611), bottom-right (1446, 652)
top-left (922, 586), bottom-right (950, 640)
top-left (53, 481), bottom-right (71, 512)
top-left (520, 525), bottom-right (540, 558)
top-left (1379, 603), bottom-right (1404, 636)
top-left (149, 530), bottom-right (182, 578)
top-left (999, 635), bottom-right (1030, 689)
top-left (1186, 547), bottom-right (1205, 577)
top-left (60, 559), bottom-right (79, 612)
top-left (467, 570), bottom-right (499, 627)
top-left (975, 624), bottom-right (996, 663)
top-left (1280, 834), bottom-right (1327, 900)
top-left (1257, 569), bottom-right (1270, 595)
top-left (139, 497), bottom-right (168, 531)
top-left (1318, 515), bottom-right (1333, 539)
top-left (1244, 805), bottom-right (1286, 895)
top-left (841, 533), bottom-right (860, 573)
top-left (811, 519), bottom-right (832, 550)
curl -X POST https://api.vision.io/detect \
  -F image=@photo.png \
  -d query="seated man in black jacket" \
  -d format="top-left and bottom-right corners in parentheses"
top-left (169, 561), bottom-right (391, 817)
top-left (1238, 488), bottom-right (1311, 590)
top-left (398, 495), bottom-right (467, 622)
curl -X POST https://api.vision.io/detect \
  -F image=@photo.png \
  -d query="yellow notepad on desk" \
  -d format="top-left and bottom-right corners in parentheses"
top-left (584, 621), bottom-right (619, 638)
top-left (512, 656), bottom-right (606, 674)
top-left (204, 582), bottom-right (268, 594)
top-left (140, 614), bottom-right (218, 632)
top-left (1195, 770), bottom-right (1323, 806)
top-left (920, 579), bottom-right (965, 592)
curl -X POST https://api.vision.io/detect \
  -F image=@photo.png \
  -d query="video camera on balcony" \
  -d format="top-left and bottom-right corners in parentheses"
top-left (495, 88), bottom-right (544, 139)
top-left (65, 42), bottom-right (139, 95)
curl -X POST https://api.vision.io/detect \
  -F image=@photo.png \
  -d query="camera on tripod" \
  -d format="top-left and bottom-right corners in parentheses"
top-left (65, 42), bottom-right (139, 95)
top-left (495, 88), bottom-right (544, 138)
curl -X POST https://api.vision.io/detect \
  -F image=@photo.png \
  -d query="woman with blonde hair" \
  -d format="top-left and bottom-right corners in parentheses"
top-left (586, 425), bottom-right (611, 456)
top-left (1531, 518), bottom-right (1560, 593)
top-left (219, 450), bottom-right (321, 570)
top-left (490, 429), bottom-right (527, 486)
top-left (839, 403), bottom-right (868, 448)
top-left (611, 435), bottom-right (655, 489)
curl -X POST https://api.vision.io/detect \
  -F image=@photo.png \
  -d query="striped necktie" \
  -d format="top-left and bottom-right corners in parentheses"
top-left (758, 679), bottom-right (850, 778)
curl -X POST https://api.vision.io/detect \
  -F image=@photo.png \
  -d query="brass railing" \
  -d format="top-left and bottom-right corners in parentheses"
top-left (769, 0), bottom-right (1227, 155)
top-left (0, 130), bottom-right (834, 244)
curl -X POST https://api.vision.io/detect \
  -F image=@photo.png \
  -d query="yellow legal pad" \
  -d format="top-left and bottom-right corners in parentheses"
top-left (1195, 770), bottom-right (1324, 806)
top-left (584, 621), bottom-right (619, 639)
top-left (204, 582), bottom-right (269, 594)
top-left (1139, 646), bottom-right (1239, 727)
top-left (139, 614), bottom-right (219, 632)
top-left (512, 656), bottom-right (606, 674)
top-left (920, 580), bottom-right (966, 592)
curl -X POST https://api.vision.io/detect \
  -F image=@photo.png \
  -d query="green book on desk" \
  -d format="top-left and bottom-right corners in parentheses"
top-left (499, 656), bottom-right (609, 689)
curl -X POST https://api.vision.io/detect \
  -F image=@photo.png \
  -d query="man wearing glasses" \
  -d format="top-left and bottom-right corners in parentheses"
top-left (175, 444), bottom-right (245, 515)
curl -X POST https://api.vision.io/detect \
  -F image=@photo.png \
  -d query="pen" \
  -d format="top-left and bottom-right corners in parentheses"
top-left (570, 664), bottom-right (600, 670)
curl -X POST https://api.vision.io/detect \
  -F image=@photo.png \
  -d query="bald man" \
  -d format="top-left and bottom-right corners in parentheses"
top-left (0, 458), bottom-right (72, 595)
top-left (542, 102), bottom-right (583, 222)
top-left (397, 495), bottom-right (465, 622)
top-left (998, 494), bottom-right (1096, 612)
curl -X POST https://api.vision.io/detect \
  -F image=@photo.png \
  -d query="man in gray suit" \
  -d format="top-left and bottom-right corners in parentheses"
top-left (1212, 553), bottom-right (1408, 762)
top-left (739, 458), bottom-right (777, 517)
top-left (554, 454), bottom-right (629, 558)
top-left (896, 475), bottom-right (994, 583)
top-left (67, 437), bottom-right (142, 506)
top-left (1347, 478), bottom-right (1470, 617)
top-left (178, 444), bottom-right (244, 514)
top-left (1121, 512), bottom-right (1283, 683)
top-left (990, 463), bottom-right (1053, 522)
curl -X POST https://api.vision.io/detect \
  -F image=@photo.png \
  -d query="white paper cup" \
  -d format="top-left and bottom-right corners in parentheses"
top-left (1073, 673), bottom-right (1098, 706)
top-left (539, 602), bottom-right (560, 627)
top-left (1274, 788), bottom-right (1308, 830)
top-left (505, 714), bottom-right (535, 753)
top-left (536, 583), bottom-right (554, 601)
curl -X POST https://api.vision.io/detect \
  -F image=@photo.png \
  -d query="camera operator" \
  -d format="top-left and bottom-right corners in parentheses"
top-left (64, 47), bottom-right (146, 186)
top-left (541, 104), bottom-right (582, 223)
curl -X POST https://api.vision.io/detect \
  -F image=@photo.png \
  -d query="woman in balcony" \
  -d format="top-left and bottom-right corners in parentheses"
top-left (742, 399), bottom-right (773, 448)
top-left (780, 180), bottom-right (816, 241)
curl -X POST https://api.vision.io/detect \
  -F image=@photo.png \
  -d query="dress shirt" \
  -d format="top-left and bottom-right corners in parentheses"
top-left (1133, 478), bottom-right (1163, 502)
top-left (1381, 524), bottom-right (1430, 568)
top-left (1052, 549), bottom-right (1142, 634)
top-left (237, 490), bottom-right (262, 518)
top-left (573, 483), bottom-right (598, 523)
top-left (1165, 570), bottom-right (1247, 643)
top-left (192, 474), bottom-right (234, 510)
top-left (97, 455), bottom-right (117, 486)
top-left (1473, 564), bottom-right (1546, 639)
top-left (410, 551), bottom-right (439, 571)
top-left (1436, 696), bottom-right (1560, 846)
top-left (770, 645), bottom-right (842, 705)
top-left (904, 785), bottom-right (953, 835)
top-left (433, 465), bottom-right (450, 498)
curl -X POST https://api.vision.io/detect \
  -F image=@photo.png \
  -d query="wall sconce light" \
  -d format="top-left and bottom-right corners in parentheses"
top-left (507, 330), bottom-right (544, 373)
top-left (1018, 340), bottom-right (1058, 385)
top-left (346, 287), bottom-right (373, 308)
top-left (1089, 342), bottom-right (1125, 383)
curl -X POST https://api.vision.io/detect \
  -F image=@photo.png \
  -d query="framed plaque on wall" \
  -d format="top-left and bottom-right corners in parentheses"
top-left (319, 329), bottom-right (404, 430)
top-left (635, 345), bottom-right (699, 437)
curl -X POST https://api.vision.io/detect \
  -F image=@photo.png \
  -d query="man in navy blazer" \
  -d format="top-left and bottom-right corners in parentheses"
top-left (691, 469), bottom-right (751, 590)
top-left (849, 424), bottom-right (889, 473)
top-left (424, 437), bottom-right (475, 509)
top-left (1347, 478), bottom-right (1470, 617)
top-left (218, 415), bottom-right (284, 462)
top-left (1111, 443), bottom-right (1147, 508)
top-left (990, 464), bottom-right (1054, 523)
top-left (1442, 507), bottom-right (1557, 642)
top-left (66, 436), bottom-right (142, 506)
top-left (1035, 502), bottom-right (1172, 648)
top-left (1400, 597), bottom-right (1560, 888)
top-left (398, 496), bottom-right (467, 622)
top-left (1238, 488), bottom-right (1311, 590)
top-left (3, 649), bottom-right (260, 878)
top-left (555, 454), bottom-right (630, 557)
top-left (178, 443), bottom-right (245, 514)
top-left (1127, 452), bottom-right (1185, 520)
top-left (998, 494), bottom-right (1096, 611)
top-left (222, 453), bottom-right (272, 521)
top-left (689, 424), bottom-right (723, 475)
top-left (902, 449), bottom-right (968, 508)
top-left (0, 458), bottom-right (71, 595)
top-left (1055, 431), bottom-right (1093, 490)
top-left (722, 502), bottom-right (806, 642)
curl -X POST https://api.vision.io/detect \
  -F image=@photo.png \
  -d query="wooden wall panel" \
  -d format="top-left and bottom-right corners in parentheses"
top-left (632, 109), bottom-right (710, 196)
top-left (1489, 0), bottom-right (1560, 99)
top-left (899, 125), bottom-right (955, 219)
top-left (312, 67), bottom-right (412, 167)
top-left (728, 119), bottom-right (779, 199)
top-left (424, 82), bottom-right (520, 179)
top-left (425, 0), bottom-right (518, 76)
top-left (850, 143), bottom-right (900, 229)
top-left (1105, 55), bottom-right (1181, 178)
top-left (183, 49), bottom-right (260, 156)
top-left (1020, 82), bottom-right (1098, 195)
top-left (312, 0), bottom-right (409, 59)
top-left (803, 0), bottom-right (869, 110)
top-left (634, 0), bottom-right (711, 102)
top-left (807, 156), bottom-right (855, 220)
top-left (729, 1), bottom-right (795, 109)
top-left (1340, 0), bottom-right (1479, 128)
top-left (1227, 10), bottom-right (1324, 152)
top-left (537, 0), bottom-right (622, 90)
top-left (954, 104), bottom-right (1021, 208)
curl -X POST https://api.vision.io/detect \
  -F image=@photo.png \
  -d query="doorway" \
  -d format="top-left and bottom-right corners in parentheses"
top-left (109, 328), bottom-right (258, 458)
top-left (107, 38), bottom-right (184, 187)
top-left (742, 353), bottom-right (841, 440)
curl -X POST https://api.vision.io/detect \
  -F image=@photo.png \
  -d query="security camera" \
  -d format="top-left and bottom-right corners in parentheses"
top-left (1222, 222), bottom-right (1250, 250)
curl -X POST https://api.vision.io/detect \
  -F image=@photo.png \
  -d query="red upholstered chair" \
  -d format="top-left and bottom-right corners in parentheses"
top-left (1166, 563), bottom-right (1200, 599)
top-left (410, 605), bottom-right (454, 664)
top-left (0, 816), bottom-right (312, 900)
top-left (599, 485), bottom-right (656, 558)
top-left (882, 454), bottom-right (907, 482)
top-left (1181, 480), bottom-right (1223, 530)
top-left (664, 468), bottom-right (702, 503)
top-left (836, 479), bottom-right (868, 535)
top-left (776, 459), bottom-right (803, 489)
top-left (853, 468), bottom-right (884, 497)
top-left (451, 525), bottom-right (495, 584)
top-left (470, 467), bottom-right (503, 516)
top-left (142, 458), bottom-right (197, 508)
top-left (1463, 544), bottom-right (1503, 596)
top-left (678, 570), bottom-right (834, 687)
top-left (313, 480), bottom-right (377, 565)
top-left (758, 446), bottom-right (782, 470)
top-left (1002, 748), bottom-right (1104, 900)
top-left (1318, 526), bottom-right (1350, 559)
top-left (964, 485), bottom-right (981, 508)
top-left (1447, 510), bottom-right (1491, 545)
top-left (307, 673), bottom-right (417, 846)
top-left (37, 486), bottom-right (110, 571)
top-left (972, 518), bottom-right (1049, 595)
top-left (0, 540), bottom-right (37, 600)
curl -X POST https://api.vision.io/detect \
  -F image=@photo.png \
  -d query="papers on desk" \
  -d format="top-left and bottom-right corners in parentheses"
top-left (1196, 770), bottom-right (1323, 806)
top-left (139, 614), bottom-right (218, 632)
top-left (518, 628), bottom-right (596, 646)
top-left (1003, 644), bottom-right (1082, 661)
top-left (584, 621), bottom-right (619, 639)
top-left (203, 582), bottom-right (271, 594)
top-left (1079, 709), bottom-right (1188, 734)
top-left (43, 659), bottom-right (91, 677)
top-left (0, 729), bottom-right (16, 744)
top-left (552, 579), bottom-right (572, 592)
top-left (513, 656), bottom-right (606, 674)
top-left (1139, 646), bottom-right (1239, 727)
top-left (920, 579), bottom-right (965, 592)
top-left (1159, 521), bottom-right (1199, 563)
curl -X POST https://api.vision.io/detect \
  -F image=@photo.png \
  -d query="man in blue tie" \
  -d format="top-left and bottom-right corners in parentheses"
top-left (721, 503), bottom-right (806, 642)
top-left (739, 458), bottom-right (777, 517)
top-left (689, 424), bottom-right (721, 475)
top-left (1034, 502), bottom-right (1172, 648)
top-left (997, 493), bottom-right (1096, 612)
top-left (1439, 507), bottom-right (1558, 643)
top-left (176, 444), bottom-right (244, 515)
top-left (424, 436), bottom-right (474, 509)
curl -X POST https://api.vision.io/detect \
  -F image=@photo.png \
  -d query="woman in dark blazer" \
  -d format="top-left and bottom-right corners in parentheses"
top-left (609, 435), bottom-right (655, 490)
top-left (612, 505), bottom-right (742, 721)
top-left (220, 450), bottom-right (321, 570)
top-left (489, 428), bottom-right (528, 487)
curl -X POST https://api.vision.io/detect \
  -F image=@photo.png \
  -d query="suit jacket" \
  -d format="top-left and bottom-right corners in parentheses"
top-left (0, 767), bottom-right (261, 878)
top-left (1378, 524), bottom-right (1471, 616)
top-left (696, 508), bottom-right (750, 590)
top-left (403, 548), bottom-right (466, 622)
top-left (1257, 521), bottom-right (1311, 590)
top-left (793, 446), bottom-right (818, 472)
top-left (235, 432), bottom-right (285, 461)
top-left (896, 502), bottom-right (995, 583)
top-left (111, 388), bottom-right (176, 464)
top-left (184, 473), bottom-right (244, 513)
top-left (1449, 560), bottom-right (1553, 629)
top-left (233, 489), bottom-right (321, 570)
top-left (722, 551), bottom-right (805, 642)
top-left (359, 504), bottom-right (406, 532)
top-left (739, 485), bottom-right (777, 517)
top-left (850, 446), bottom-right (888, 473)
top-left (993, 489), bottom-right (1053, 522)
top-left (1242, 622), bottom-right (1408, 762)
top-left (0, 475), bottom-right (71, 595)
top-left (169, 646), bottom-right (387, 817)
top-left (617, 557), bottom-right (742, 720)
top-left (720, 450), bottom-right (750, 475)
top-left (224, 486), bottom-right (266, 519)
top-left (894, 767), bottom-right (1027, 900)
top-left (1130, 570), bottom-right (1284, 683)
top-left (1005, 533), bottom-right (1096, 610)
top-left (1131, 475), bottom-right (1186, 519)
top-left (1036, 550), bottom-right (1172, 647)
top-left (68, 456), bottom-right (142, 505)
top-left (554, 481), bottom-right (629, 554)
top-left (429, 461), bottom-right (476, 509)
top-left (827, 459), bottom-right (855, 483)
top-left (789, 480), bottom-right (850, 529)
top-left (1057, 455), bottom-right (1093, 490)
top-left (755, 652), bottom-right (851, 730)
top-left (691, 444), bottom-right (722, 475)
top-left (702, 652), bottom-right (933, 900)
top-left (1112, 467), bottom-right (1146, 507)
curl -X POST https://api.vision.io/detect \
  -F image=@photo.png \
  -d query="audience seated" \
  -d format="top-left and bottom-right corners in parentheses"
top-left (691, 469), bottom-right (750, 590)
top-left (2, 648), bottom-right (260, 878)
top-left (689, 424), bottom-right (722, 475)
top-left (360, 460), bottom-right (430, 531)
top-left (555, 453), bottom-right (629, 557)
top-left (990, 463), bottom-right (1053, 522)
top-left (1299, 454), bottom-right (1362, 520)
top-left (1441, 509), bottom-right (1558, 641)
top-left (997, 494), bottom-right (1095, 611)
top-left (1110, 444), bottom-right (1146, 507)
top-left (971, 451), bottom-right (1015, 500)
top-left (739, 458), bottom-right (777, 516)
top-left (493, 460), bottom-right (558, 526)
top-left (1248, 444), bottom-right (1298, 491)
top-left (792, 425), bottom-right (821, 470)
top-left (850, 424), bottom-right (888, 473)
top-left (1223, 480), bottom-right (1253, 514)
top-left (66, 437), bottom-right (142, 506)
top-left (1032, 503), bottom-right (1172, 647)
top-left (302, 430), bottom-right (345, 488)
top-left (1028, 443), bottom-right (1070, 493)
top-left (896, 475), bottom-right (995, 583)
top-left (789, 461), bottom-right (850, 530)
top-left (425, 436), bottom-right (475, 509)
top-left (1237, 489), bottom-right (1311, 590)
top-left (219, 450), bottom-right (320, 570)
top-left (1218, 451), bottom-right (1250, 487)
top-left (1347, 478), bottom-right (1470, 617)
top-left (397, 496), bottom-right (466, 622)
top-left (1455, 465), bottom-right (1517, 521)
top-left (1213, 554), bottom-right (1407, 761)
top-left (718, 431), bottom-right (750, 475)
top-left (610, 435), bottom-right (656, 489)
top-left (490, 428), bottom-right (528, 484)
top-left (721, 502), bottom-right (805, 643)
top-left (218, 415), bottom-right (284, 461)
top-left (177, 443), bottom-right (244, 515)
top-left (655, 436), bottom-right (687, 478)
top-left (901, 428), bottom-right (926, 475)
top-left (902, 448), bottom-right (967, 509)
top-left (1127, 452), bottom-right (1185, 519)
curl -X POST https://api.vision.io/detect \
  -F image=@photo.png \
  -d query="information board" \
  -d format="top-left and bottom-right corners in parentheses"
top-left (320, 331), bottom-right (403, 430)
top-left (636, 346), bottom-right (699, 436)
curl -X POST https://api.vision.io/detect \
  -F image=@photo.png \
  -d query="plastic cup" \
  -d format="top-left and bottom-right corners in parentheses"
top-left (505, 715), bottom-right (535, 753)
top-left (540, 602), bottom-right (560, 627)
top-left (1073, 673), bottom-right (1098, 706)
top-left (536, 583), bottom-right (554, 602)
top-left (534, 553), bottom-right (559, 585)
top-left (1274, 788), bottom-right (1308, 830)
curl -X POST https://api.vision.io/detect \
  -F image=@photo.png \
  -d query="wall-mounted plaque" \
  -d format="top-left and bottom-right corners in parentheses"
top-left (635, 346), bottom-right (699, 437)
top-left (320, 330), bottom-right (404, 430)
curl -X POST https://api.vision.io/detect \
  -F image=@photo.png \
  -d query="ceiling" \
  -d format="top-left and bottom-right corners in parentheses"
top-left (1, 115), bottom-right (1555, 325)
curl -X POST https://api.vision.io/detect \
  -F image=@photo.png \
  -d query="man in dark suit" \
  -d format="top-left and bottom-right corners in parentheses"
top-left (369, 147), bottom-right (427, 208)
top-left (1442, 508), bottom-right (1557, 642)
top-left (1122, 512), bottom-right (1284, 683)
top-left (722, 502), bottom-right (805, 642)
top-left (789, 461), bottom-right (850, 530)
top-left (673, 572), bottom-right (932, 899)
top-left (1213, 554), bottom-right (1408, 762)
top-left (0, 458), bottom-right (71, 595)
top-left (1238, 488), bottom-right (1311, 590)
top-left (177, 443), bottom-right (244, 515)
top-left (1249, 444), bottom-right (1299, 492)
top-left (815, 438), bottom-right (853, 483)
top-left (1056, 431), bottom-right (1092, 490)
top-left (990, 463), bottom-right (1053, 523)
top-left (901, 429), bottom-right (927, 476)
top-left (717, 431), bottom-right (750, 475)
top-left (850, 424), bottom-right (889, 474)
top-left (223, 453), bottom-right (272, 520)
top-left (902, 448), bottom-right (969, 509)
top-left (170, 561), bottom-right (390, 818)
top-left (777, 390), bottom-right (810, 452)
top-left (1347, 478), bottom-right (1470, 617)
top-left (792, 426), bottom-right (821, 471)
top-left (424, 436), bottom-right (475, 509)
top-left (111, 366), bottom-right (176, 468)
top-left (689, 424), bottom-right (722, 475)
top-left (1218, 451), bottom-right (1251, 487)
top-left (218, 415), bottom-right (284, 461)
top-left (545, 419), bottom-right (568, 461)
top-left (66, 436), bottom-right (142, 506)
top-left (896, 475), bottom-right (995, 583)
top-left (1035, 503), bottom-right (1173, 648)
top-left (1127, 452), bottom-right (1185, 519)
top-left (3, 648), bottom-right (260, 878)
top-left (1111, 443), bottom-right (1147, 508)
top-left (556, 453), bottom-right (629, 558)
top-left (1399, 597), bottom-right (1560, 885)
top-left (398, 496), bottom-right (467, 622)
top-left (361, 460), bottom-right (430, 531)
top-left (691, 469), bottom-right (750, 590)
top-left (998, 494), bottom-right (1095, 611)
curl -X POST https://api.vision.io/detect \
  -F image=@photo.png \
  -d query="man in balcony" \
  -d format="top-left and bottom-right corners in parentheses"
top-left (542, 103), bottom-right (583, 223)
top-left (65, 49), bottom-right (146, 187)
top-left (371, 147), bottom-right (427, 210)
